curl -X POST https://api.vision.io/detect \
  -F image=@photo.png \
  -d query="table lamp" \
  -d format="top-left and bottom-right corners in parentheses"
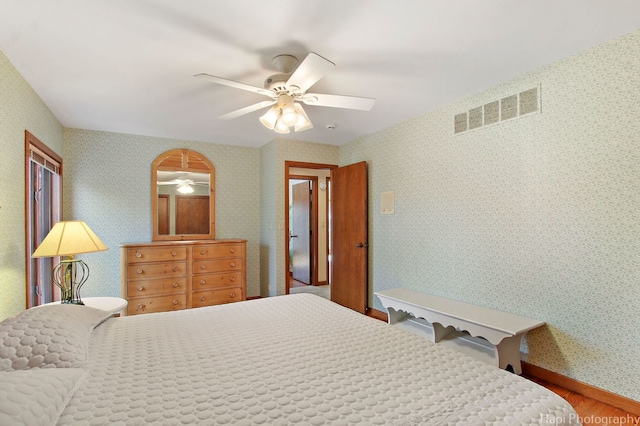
top-left (32, 220), bottom-right (108, 305)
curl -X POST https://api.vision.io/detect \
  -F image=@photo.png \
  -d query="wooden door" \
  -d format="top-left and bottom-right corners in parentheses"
top-left (330, 161), bottom-right (368, 313)
top-left (176, 195), bottom-right (209, 234)
top-left (291, 181), bottom-right (312, 284)
top-left (158, 195), bottom-right (170, 235)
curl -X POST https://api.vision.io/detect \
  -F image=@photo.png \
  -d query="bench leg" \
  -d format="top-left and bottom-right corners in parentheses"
top-left (495, 335), bottom-right (524, 374)
top-left (386, 308), bottom-right (404, 325)
top-left (432, 322), bottom-right (455, 343)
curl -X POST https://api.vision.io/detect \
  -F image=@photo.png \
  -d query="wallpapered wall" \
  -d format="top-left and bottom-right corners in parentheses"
top-left (340, 30), bottom-right (640, 400)
top-left (63, 129), bottom-right (261, 298)
top-left (0, 51), bottom-right (63, 319)
top-left (260, 139), bottom-right (338, 297)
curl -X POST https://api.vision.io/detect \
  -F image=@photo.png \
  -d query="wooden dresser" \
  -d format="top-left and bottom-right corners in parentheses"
top-left (120, 240), bottom-right (246, 316)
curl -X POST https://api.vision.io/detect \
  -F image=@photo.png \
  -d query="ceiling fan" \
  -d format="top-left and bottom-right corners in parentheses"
top-left (158, 177), bottom-right (208, 194)
top-left (195, 52), bottom-right (375, 133)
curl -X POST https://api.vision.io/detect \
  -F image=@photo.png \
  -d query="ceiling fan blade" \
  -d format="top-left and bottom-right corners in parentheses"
top-left (218, 100), bottom-right (276, 120)
top-left (286, 53), bottom-right (335, 93)
top-left (194, 73), bottom-right (274, 97)
top-left (301, 93), bottom-right (376, 111)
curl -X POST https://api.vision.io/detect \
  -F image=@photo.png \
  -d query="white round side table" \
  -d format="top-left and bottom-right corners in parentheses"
top-left (40, 297), bottom-right (128, 315)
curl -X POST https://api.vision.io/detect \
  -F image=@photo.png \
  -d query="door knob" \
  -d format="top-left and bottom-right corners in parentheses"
top-left (356, 242), bottom-right (369, 248)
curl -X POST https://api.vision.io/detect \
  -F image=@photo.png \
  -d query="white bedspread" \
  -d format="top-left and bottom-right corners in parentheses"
top-left (57, 294), bottom-right (579, 425)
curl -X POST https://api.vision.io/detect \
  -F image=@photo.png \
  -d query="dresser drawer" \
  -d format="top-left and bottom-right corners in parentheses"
top-left (192, 244), bottom-right (243, 260)
top-left (127, 277), bottom-right (187, 297)
top-left (193, 259), bottom-right (242, 273)
top-left (192, 272), bottom-right (241, 290)
top-left (127, 247), bottom-right (187, 263)
top-left (127, 262), bottom-right (187, 279)
top-left (127, 294), bottom-right (186, 315)
top-left (192, 288), bottom-right (243, 308)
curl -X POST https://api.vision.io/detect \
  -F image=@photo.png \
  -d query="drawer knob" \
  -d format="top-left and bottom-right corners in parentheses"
top-left (200, 265), bottom-right (206, 270)
top-left (135, 252), bottom-right (142, 258)
top-left (136, 268), bottom-right (143, 274)
top-left (171, 251), bottom-right (177, 257)
top-left (200, 296), bottom-right (206, 302)
top-left (137, 285), bottom-right (144, 291)
top-left (172, 266), bottom-right (179, 272)
top-left (230, 293), bottom-right (236, 298)
top-left (172, 282), bottom-right (179, 288)
top-left (172, 299), bottom-right (179, 305)
top-left (230, 248), bottom-right (235, 253)
top-left (230, 262), bottom-right (236, 267)
top-left (200, 250), bottom-right (206, 255)
top-left (137, 304), bottom-right (143, 310)
top-left (230, 276), bottom-right (236, 282)
top-left (200, 280), bottom-right (206, 285)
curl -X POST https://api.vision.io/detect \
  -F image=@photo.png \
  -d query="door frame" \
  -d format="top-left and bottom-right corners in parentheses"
top-left (284, 161), bottom-right (337, 294)
top-left (24, 131), bottom-right (63, 308)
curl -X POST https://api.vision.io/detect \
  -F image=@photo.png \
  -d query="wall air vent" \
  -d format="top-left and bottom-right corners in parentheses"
top-left (484, 100), bottom-right (499, 125)
top-left (468, 106), bottom-right (483, 130)
top-left (519, 87), bottom-right (539, 115)
top-left (501, 95), bottom-right (518, 121)
top-left (454, 112), bottom-right (468, 134)
top-left (454, 85), bottom-right (541, 135)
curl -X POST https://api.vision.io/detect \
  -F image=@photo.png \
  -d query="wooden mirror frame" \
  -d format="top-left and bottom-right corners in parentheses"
top-left (152, 149), bottom-right (215, 241)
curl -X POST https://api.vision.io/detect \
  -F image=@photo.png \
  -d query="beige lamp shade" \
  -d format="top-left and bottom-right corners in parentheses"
top-left (32, 221), bottom-right (108, 258)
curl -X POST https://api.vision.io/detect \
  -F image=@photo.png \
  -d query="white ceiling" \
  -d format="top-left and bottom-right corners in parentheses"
top-left (1, 1), bottom-right (638, 148)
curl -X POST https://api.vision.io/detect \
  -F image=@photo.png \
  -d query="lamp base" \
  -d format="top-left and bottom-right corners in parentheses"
top-left (53, 259), bottom-right (89, 306)
top-left (60, 299), bottom-right (85, 305)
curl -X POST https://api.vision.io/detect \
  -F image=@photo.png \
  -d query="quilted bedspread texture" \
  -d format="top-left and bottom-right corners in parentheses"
top-left (55, 294), bottom-right (578, 425)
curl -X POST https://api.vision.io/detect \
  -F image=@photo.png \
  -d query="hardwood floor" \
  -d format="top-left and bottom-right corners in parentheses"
top-left (290, 278), bottom-right (308, 288)
top-left (523, 375), bottom-right (639, 425)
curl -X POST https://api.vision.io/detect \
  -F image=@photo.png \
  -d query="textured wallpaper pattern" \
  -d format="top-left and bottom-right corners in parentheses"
top-left (63, 129), bottom-right (261, 298)
top-left (340, 30), bottom-right (640, 400)
top-left (0, 51), bottom-right (63, 319)
top-left (259, 141), bottom-right (278, 296)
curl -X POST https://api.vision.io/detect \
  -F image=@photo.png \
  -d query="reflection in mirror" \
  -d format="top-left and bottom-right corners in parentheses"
top-left (152, 149), bottom-right (215, 241)
top-left (156, 171), bottom-right (210, 235)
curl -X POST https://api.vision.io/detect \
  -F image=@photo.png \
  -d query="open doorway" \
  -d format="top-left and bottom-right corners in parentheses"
top-left (285, 161), bottom-right (337, 297)
top-left (289, 177), bottom-right (316, 286)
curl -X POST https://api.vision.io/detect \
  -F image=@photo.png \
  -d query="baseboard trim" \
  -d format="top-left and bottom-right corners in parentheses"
top-left (522, 362), bottom-right (640, 416)
top-left (367, 307), bottom-right (388, 322)
top-left (366, 307), bottom-right (639, 415)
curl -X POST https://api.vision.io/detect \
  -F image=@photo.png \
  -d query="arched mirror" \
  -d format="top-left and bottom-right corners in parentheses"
top-left (152, 149), bottom-right (215, 241)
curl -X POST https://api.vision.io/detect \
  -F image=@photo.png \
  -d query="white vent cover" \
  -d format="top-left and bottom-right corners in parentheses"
top-left (454, 85), bottom-right (541, 134)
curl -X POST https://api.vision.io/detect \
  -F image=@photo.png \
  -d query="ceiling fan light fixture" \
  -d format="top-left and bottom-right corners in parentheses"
top-left (293, 103), bottom-right (313, 132)
top-left (276, 94), bottom-right (298, 127)
top-left (177, 183), bottom-right (194, 194)
top-left (259, 106), bottom-right (280, 130)
top-left (196, 52), bottom-right (375, 135)
top-left (281, 104), bottom-right (298, 127)
top-left (274, 118), bottom-right (290, 134)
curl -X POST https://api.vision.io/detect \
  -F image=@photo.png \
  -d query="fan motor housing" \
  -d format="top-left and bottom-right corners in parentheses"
top-left (264, 73), bottom-right (292, 93)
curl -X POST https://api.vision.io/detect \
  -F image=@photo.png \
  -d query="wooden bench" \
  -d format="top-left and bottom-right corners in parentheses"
top-left (375, 288), bottom-right (545, 374)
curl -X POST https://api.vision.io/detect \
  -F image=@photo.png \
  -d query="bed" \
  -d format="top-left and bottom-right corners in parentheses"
top-left (0, 293), bottom-right (580, 425)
